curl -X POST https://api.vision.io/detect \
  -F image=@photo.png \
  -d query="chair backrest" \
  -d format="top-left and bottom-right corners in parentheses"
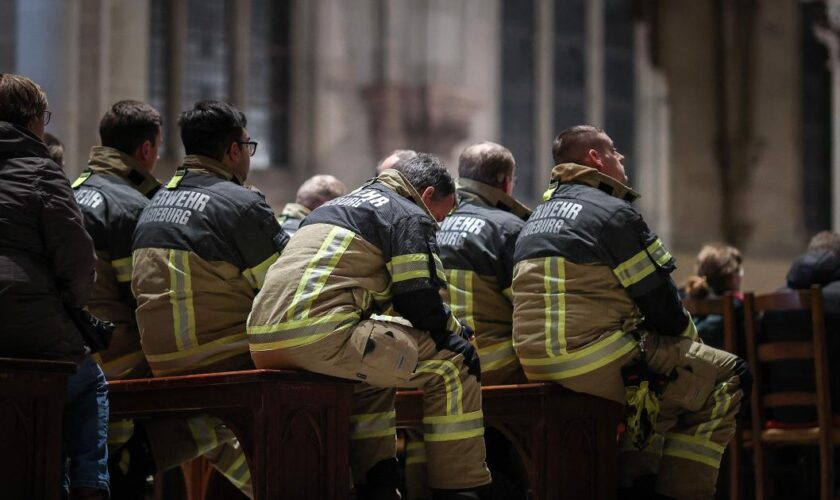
top-left (743, 286), bottom-right (830, 433)
top-left (683, 292), bottom-right (739, 354)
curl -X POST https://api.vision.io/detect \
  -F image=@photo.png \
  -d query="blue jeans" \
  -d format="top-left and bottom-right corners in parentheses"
top-left (63, 355), bottom-right (110, 495)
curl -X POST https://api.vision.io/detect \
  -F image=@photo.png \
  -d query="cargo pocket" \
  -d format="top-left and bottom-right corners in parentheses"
top-left (661, 366), bottom-right (715, 412)
top-left (352, 320), bottom-right (419, 386)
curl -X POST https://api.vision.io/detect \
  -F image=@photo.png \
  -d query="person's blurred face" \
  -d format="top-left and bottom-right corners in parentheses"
top-left (224, 128), bottom-right (252, 181)
top-left (585, 133), bottom-right (627, 184)
top-left (420, 186), bottom-right (456, 222)
top-left (135, 128), bottom-right (162, 173)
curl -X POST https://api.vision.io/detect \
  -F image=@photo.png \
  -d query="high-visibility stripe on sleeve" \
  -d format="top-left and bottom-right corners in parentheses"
top-left (388, 253), bottom-right (433, 283)
top-left (695, 382), bottom-right (734, 440)
top-left (415, 360), bottom-right (463, 416)
top-left (168, 249), bottom-right (198, 351)
top-left (422, 410), bottom-right (484, 442)
top-left (520, 330), bottom-right (637, 380)
top-left (478, 340), bottom-right (518, 372)
top-left (447, 270), bottom-right (475, 331)
top-left (681, 317), bottom-right (699, 340)
top-left (112, 256), bottom-right (133, 283)
top-left (662, 433), bottom-right (724, 469)
top-left (288, 227), bottom-right (354, 320)
top-left (612, 239), bottom-right (673, 288)
top-left (242, 252), bottom-right (279, 290)
top-left (350, 410), bottom-right (397, 440)
top-left (543, 257), bottom-right (566, 356)
top-left (248, 311), bottom-right (360, 351)
top-left (432, 253), bottom-right (447, 282)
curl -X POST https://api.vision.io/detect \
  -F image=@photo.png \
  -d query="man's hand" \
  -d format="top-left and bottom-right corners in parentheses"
top-left (433, 332), bottom-right (481, 381)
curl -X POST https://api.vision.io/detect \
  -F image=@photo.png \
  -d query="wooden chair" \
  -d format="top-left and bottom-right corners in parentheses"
top-left (683, 293), bottom-right (744, 500)
top-left (743, 286), bottom-right (835, 500)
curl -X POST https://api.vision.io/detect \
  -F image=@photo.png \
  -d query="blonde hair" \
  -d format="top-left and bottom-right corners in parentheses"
top-left (684, 243), bottom-right (743, 298)
top-left (0, 74), bottom-right (48, 127)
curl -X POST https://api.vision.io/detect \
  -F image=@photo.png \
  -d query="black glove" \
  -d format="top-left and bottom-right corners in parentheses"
top-left (433, 332), bottom-right (481, 382)
top-left (67, 307), bottom-right (115, 354)
top-left (459, 323), bottom-right (475, 342)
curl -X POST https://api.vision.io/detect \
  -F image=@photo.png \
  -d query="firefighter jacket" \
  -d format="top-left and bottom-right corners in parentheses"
top-left (437, 178), bottom-right (530, 379)
top-left (72, 146), bottom-right (160, 378)
top-left (0, 121), bottom-right (95, 361)
top-left (277, 202), bottom-right (310, 237)
top-left (511, 163), bottom-right (696, 382)
top-left (132, 155), bottom-right (287, 376)
top-left (248, 169), bottom-right (464, 360)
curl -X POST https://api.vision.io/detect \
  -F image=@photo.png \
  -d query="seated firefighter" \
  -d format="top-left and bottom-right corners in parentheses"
top-left (511, 125), bottom-right (751, 499)
top-left (277, 174), bottom-right (347, 236)
top-left (248, 154), bottom-right (494, 500)
top-left (131, 101), bottom-right (287, 497)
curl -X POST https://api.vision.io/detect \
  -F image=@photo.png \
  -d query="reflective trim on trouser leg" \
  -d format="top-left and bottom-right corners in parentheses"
top-left (406, 441), bottom-right (427, 465)
top-left (205, 439), bottom-right (253, 498)
top-left (350, 411), bottom-right (397, 440)
top-left (662, 433), bottom-right (724, 469)
top-left (415, 360), bottom-right (464, 415)
top-left (422, 410), bottom-right (485, 442)
top-left (187, 415), bottom-right (221, 456)
top-left (108, 418), bottom-right (135, 451)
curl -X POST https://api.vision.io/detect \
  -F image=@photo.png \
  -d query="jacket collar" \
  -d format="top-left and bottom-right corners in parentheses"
top-left (548, 163), bottom-right (640, 202)
top-left (0, 121), bottom-right (50, 160)
top-left (457, 178), bottom-right (531, 220)
top-left (281, 202), bottom-right (310, 219)
top-left (375, 169), bottom-right (438, 222)
top-left (182, 155), bottom-right (242, 184)
top-left (86, 146), bottom-right (160, 196)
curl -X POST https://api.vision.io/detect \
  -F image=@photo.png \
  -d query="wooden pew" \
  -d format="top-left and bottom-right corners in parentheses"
top-left (108, 369), bottom-right (355, 500)
top-left (0, 356), bottom-right (77, 499)
top-left (396, 383), bottom-right (623, 500)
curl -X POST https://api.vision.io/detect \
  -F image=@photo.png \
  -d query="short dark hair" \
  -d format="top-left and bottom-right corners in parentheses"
top-left (808, 231), bottom-right (840, 255)
top-left (99, 100), bottom-right (162, 156)
top-left (399, 153), bottom-right (455, 200)
top-left (43, 132), bottom-right (64, 167)
top-left (178, 100), bottom-right (247, 161)
top-left (458, 141), bottom-right (515, 188)
top-left (552, 125), bottom-right (607, 165)
top-left (0, 74), bottom-right (48, 127)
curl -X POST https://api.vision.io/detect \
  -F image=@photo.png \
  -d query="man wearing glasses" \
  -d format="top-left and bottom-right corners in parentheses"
top-left (131, 100), bottom-right (287, 497)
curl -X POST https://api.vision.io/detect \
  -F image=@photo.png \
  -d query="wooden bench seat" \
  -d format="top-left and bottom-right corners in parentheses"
top-left (396, 383), bottom-right (623, 500)
top-left (108, 369), bottom-right (355, 500)
top-left (0, 357), bottom-right (77, 499)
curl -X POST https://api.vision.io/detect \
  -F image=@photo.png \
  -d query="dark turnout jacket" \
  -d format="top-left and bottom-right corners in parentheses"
top-left (0, 121), bottom-right (96, 360)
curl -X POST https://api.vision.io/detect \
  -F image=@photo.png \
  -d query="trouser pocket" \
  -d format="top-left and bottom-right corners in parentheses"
top-left (351, 319), bottom-right (419, 386)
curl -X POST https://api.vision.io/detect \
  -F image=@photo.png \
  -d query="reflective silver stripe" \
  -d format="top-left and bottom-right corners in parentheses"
top-left (415, 360), bottom-right (463, 415)
top-left (290, 227), bottom-right (354, 319)
top-left (544, 257), bottom-right (566, 355)
top-left (350, 411), bottom-right (396, 439)
top-left (248, 312), bottom-right (359, 348)
top-left (187, 416), bottom-right (220, 455)
top-left (479, 341), bottom-right (517, 371)
top-left (663, 434), bottom-right (724, 469)
top-left (422, 410), bottom-right (485, 442)
top-left (423, 417), bottom-right (484, 435)
top-left (522, 331), bottom-right (637, 379)
top-left (169, 249), bottom-right (197, 350)
top-left (112, 257), bottom-right (133, 283)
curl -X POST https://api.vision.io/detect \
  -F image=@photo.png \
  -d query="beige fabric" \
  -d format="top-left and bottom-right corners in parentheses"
top-left (256, 318), bottom-right (491, 490)
top-left (280, 202), bottom-right (310, 219)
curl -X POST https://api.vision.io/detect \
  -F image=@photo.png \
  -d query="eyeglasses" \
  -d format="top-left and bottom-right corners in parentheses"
top-left (237, 140), bottom-right (258, 157)
top-left (42, 110), bottom-right (52, 125)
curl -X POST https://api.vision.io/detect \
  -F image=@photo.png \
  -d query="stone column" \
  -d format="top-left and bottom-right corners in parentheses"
top-left (585, 0), bottom-right (605, 127)
top-left (815, 24), bottom-right (840, 232)
top-left (109, 0), bottom-right (151, 102)
top-left (534, 0), bottom-right (554, 198)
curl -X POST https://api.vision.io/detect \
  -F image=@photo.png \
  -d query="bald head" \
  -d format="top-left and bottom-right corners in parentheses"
top-left (295, 174), bottom-right (348, 210)
top-left (376, 149), bottom-right (418, 174)
top-left (458, 141), bottom-right (515, 191)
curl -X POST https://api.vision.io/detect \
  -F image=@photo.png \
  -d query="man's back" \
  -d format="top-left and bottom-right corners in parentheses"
top-left (132, 155), bottom-right (284, 376)
top-left (438, 178), bottom-right (529, 383)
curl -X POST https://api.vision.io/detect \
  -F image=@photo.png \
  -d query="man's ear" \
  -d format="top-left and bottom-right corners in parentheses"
top-left (139, 140), bottom-right (152, 161)
top-left (585, 148), bottom-right (603, 169)
top-left (420, 186), bottom-right (435, 203)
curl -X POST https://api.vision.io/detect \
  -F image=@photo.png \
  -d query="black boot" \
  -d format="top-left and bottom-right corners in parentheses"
top-left (356, 458), bottom-right (402, 500)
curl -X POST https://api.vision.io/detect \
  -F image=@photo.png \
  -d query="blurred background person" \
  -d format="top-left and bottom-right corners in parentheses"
top-left (278, 174), bottom-right (347, 237)
top-left (376, 149), bottom-right (418, 175)
top-left (44, 131), bottom-right (65, 168)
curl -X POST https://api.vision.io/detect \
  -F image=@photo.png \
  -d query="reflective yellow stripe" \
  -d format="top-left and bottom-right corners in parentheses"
top-left (663, 433), bottom-right (724, 469)
top-left (288, 227), bottom-right (354, 319)
top-left (445, 313), bottom-right (462, 337)
top-left (242, 252), bottom-right (279, 290)
top-left (696, 382), bottom-right (733, 440)
top-left (447, 270), bottom-right (475, 331)
top-left (423, 410), bottom-right (484, 442)
top-left (112, 256), bottom-right (133, 283)
top-left (97, 350), bottom-right (146, 379)
top-left (415, 360), bottom-right (463, 415)
top-left (145, 333), bottom-right (248, 375)
top-left (350, 410), bottom-right (396, 440)
top-left (71, 170), bottom-right (92, 188)
top-left (681, 318), bottom-right (699, 340)
top-left (542, 182), bottom-right (557, 201)
top-left (248, 311), bottom-right (360, 351)
top-left (187, 416), bottom-right (220, 455)
top-left (432, 253), bottom-right (447, 282)
top-left (388, 253), bottom-right (433, 283)
top-left (167, 249), bottom-right (197, 350)
top-left (501, 287), bottom-right (513, 301)
top-left (166, 171), bottom-right (186, 189)
top-left (478, 340), bottom-right (518, 372)
top-left (406, 441), bottom-right (427, 465)
top-left (612, 239), bottom-right (673, 288)
top-left (543, 257), bottom-right (566, 356)
top-left (107, 419), bottom-right (135, 448)
top-left (521, 330), bottom-right (637, 380)
top-left (220, 452), bottom-right (250, 489)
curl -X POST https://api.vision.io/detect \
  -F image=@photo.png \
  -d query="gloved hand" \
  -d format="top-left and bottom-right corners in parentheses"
top-left (433, 332), bottom-right (481, 382)
top-left (459, 323), bottom-right (475, 342)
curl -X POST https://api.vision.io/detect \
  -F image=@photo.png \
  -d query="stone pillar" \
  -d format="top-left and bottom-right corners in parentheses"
top-left (534, 0), bottom-right (554, 198)
top-left (585, 0), bottom-right (605, 126)
top-left (76, 0), bottom-right (111, 174)
top-left (0, 0), bottom-right (16, 72)
top-left (815, 24), bottom-right (840, 232)
top-left (109, 0), bottom-right (151, 102)
top-left (230, 0), bottom-right (251, 110)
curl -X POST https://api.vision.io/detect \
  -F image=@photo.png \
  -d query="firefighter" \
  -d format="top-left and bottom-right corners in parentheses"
top-left (248, 154), bottom-right (493, 500)
top-left (376, 148), bottom-right (417, 175)
top-left (132, 100), bottom-right (288, 497)
top-left (277, 174), bottom-right (347, 236)
top-left (511, 125), bottom-right (751, 499)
